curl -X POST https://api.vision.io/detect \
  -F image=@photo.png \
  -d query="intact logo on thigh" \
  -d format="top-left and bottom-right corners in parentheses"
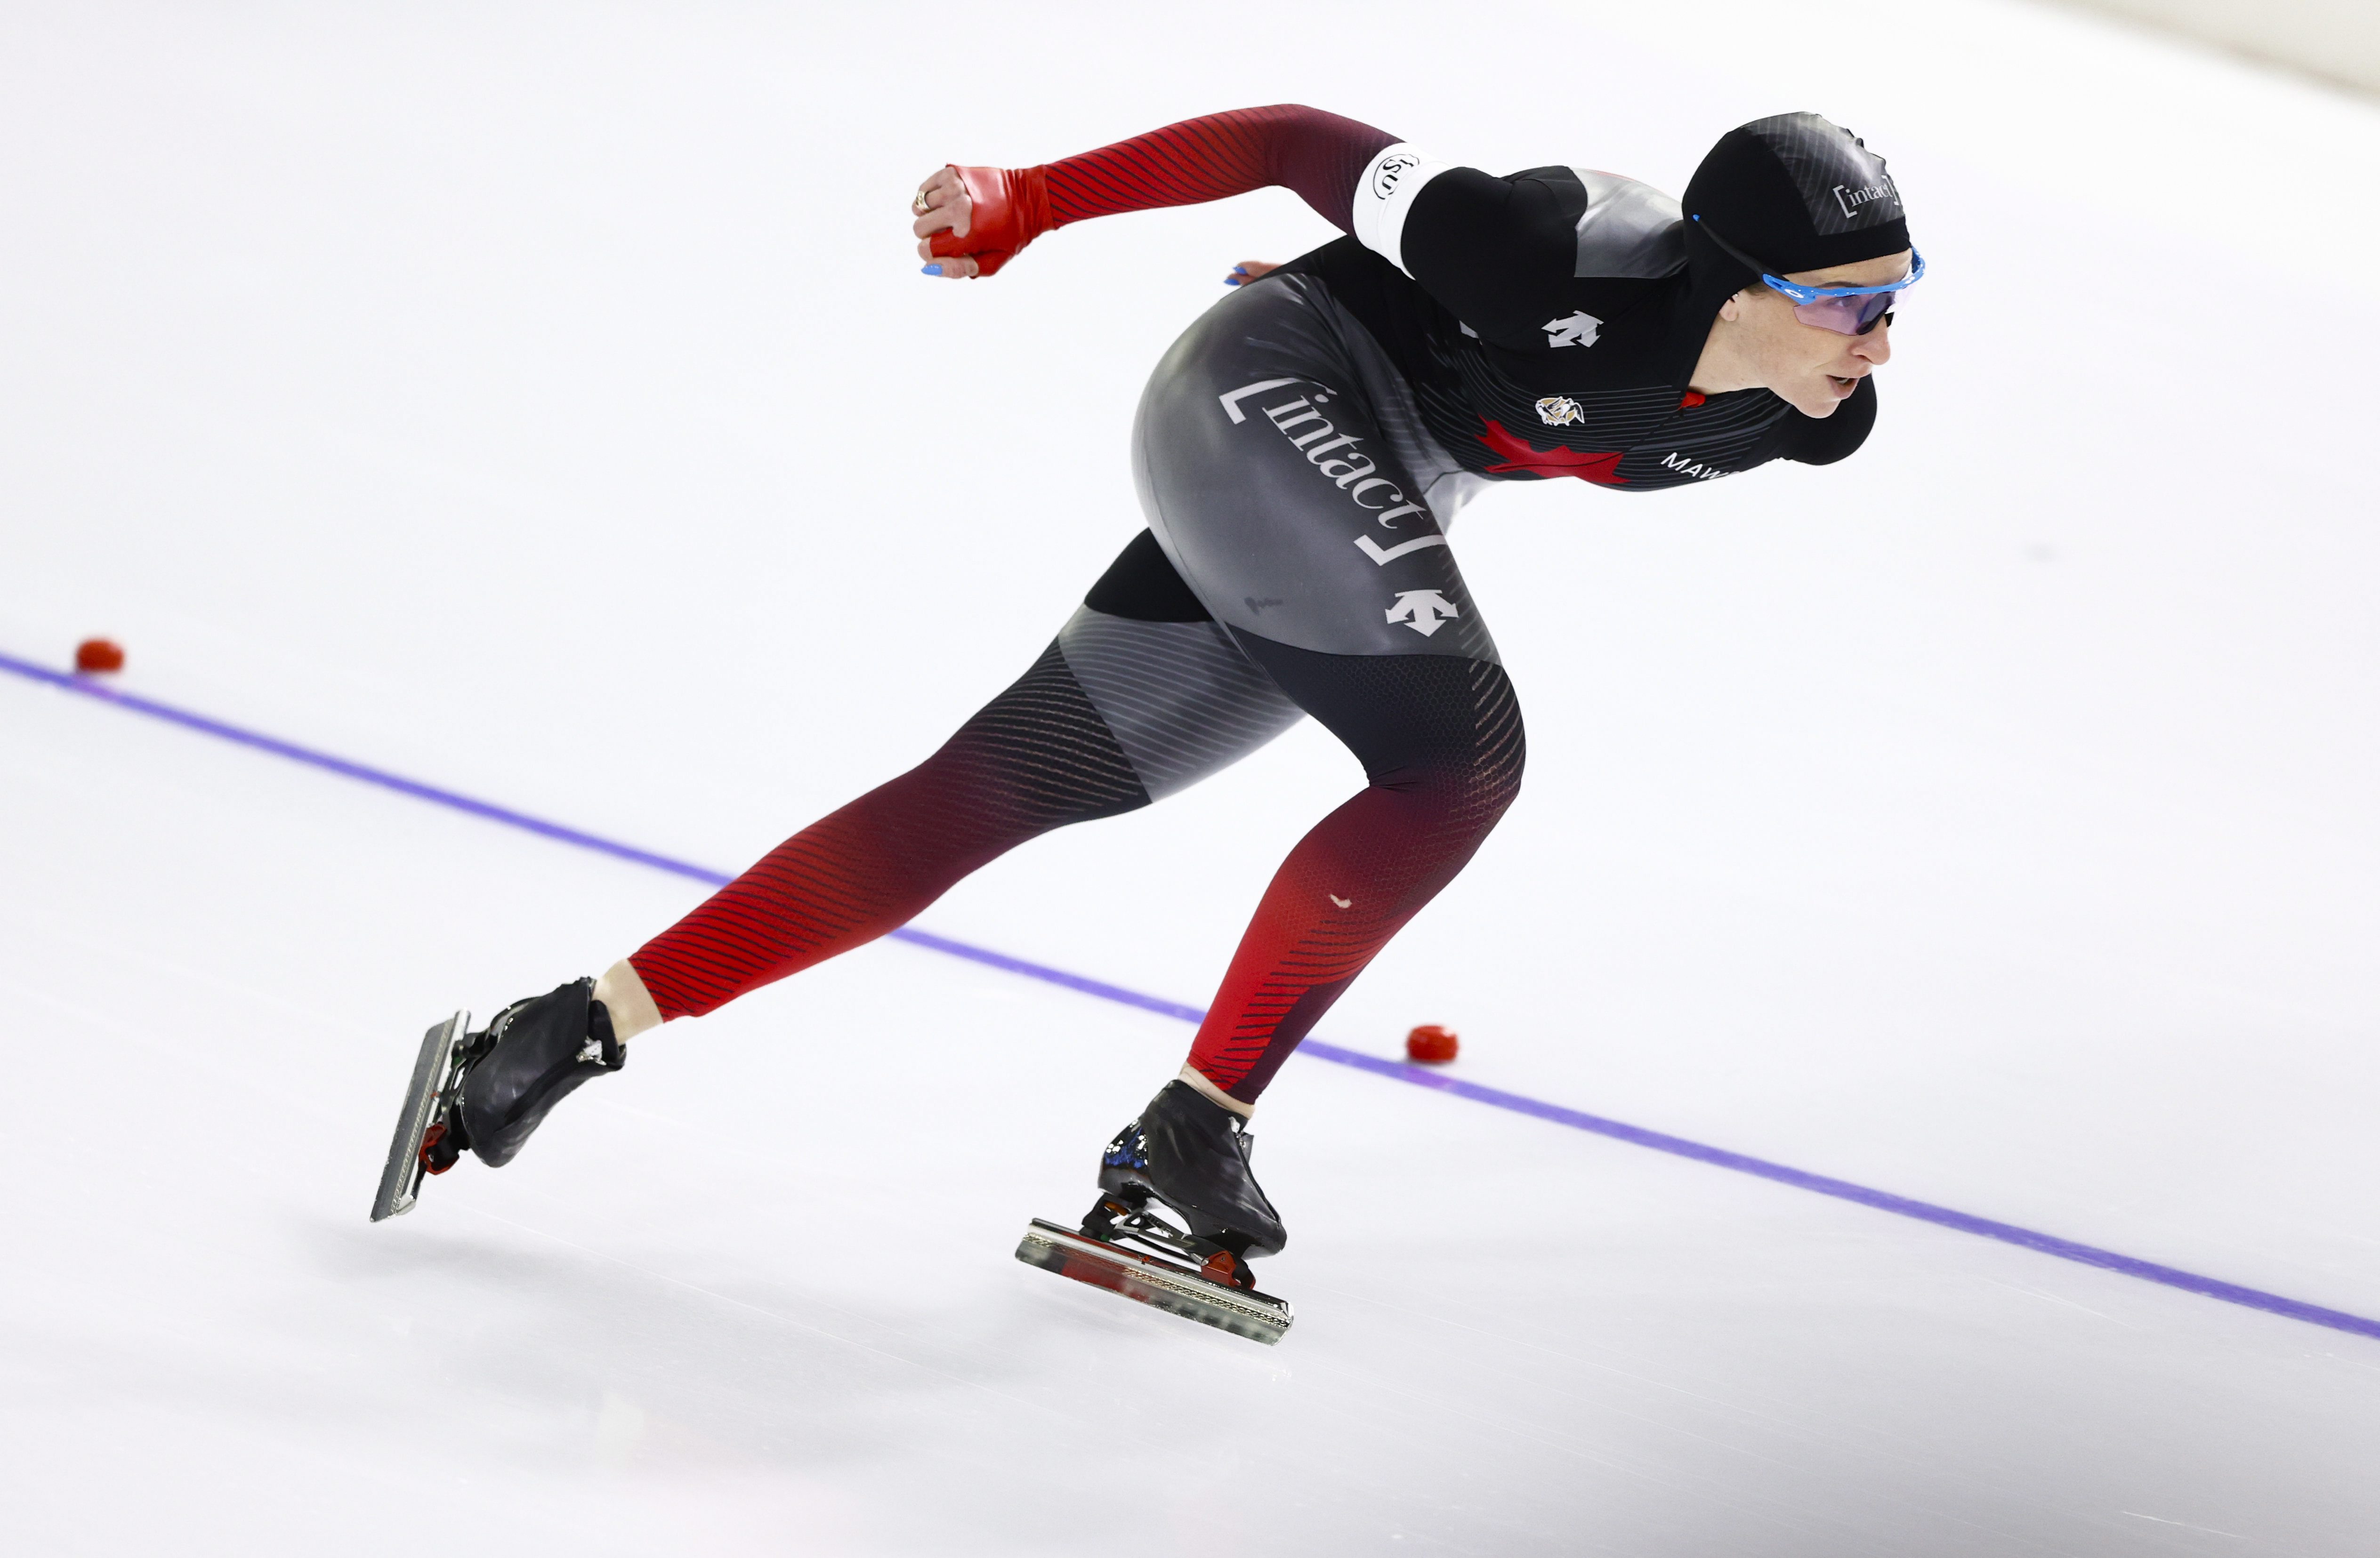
top-left (1218, 377), bottom-right (1452, 570)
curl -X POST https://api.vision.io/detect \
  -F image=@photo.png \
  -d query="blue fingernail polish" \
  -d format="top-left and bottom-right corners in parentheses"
top-left (921, 263), bottom-right (943, 276)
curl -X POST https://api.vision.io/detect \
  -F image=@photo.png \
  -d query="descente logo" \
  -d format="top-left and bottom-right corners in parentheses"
top-left (1542, 312), bottom-right (1601, 349)
top-left (1371, 152), bottom-right (1423, 200)
top-left (1832, 176), bottom-right (1899, 221)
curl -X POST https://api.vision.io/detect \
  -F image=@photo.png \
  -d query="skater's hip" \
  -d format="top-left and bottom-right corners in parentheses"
top-left (1129, 274), bottom-right (1498, 664)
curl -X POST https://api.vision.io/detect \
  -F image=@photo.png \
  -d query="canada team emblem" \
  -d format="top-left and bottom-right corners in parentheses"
top-left (1535, 395), bottom-right (1584, 426)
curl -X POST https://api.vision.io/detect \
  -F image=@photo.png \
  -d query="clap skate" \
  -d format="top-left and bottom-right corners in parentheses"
top-left (1016, 1080), bottom-right (1294, 1344)
top-left (369, 979), bottom-right (622, 1221)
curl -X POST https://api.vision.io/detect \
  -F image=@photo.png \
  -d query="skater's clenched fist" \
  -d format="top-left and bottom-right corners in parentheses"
top-left (912, 164), bottom-right (1052, 279)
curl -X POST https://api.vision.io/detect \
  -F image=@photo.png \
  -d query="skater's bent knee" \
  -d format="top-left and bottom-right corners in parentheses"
top-left (1373, 743), bottom-right (1524, 823)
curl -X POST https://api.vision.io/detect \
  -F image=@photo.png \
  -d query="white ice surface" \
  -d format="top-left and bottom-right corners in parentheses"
top-left (3, 2), bottom-right (2378, 1553)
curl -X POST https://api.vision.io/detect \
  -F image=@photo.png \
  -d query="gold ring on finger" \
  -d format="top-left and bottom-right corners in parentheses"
top-left (912, 188), bottom-right (932, 215)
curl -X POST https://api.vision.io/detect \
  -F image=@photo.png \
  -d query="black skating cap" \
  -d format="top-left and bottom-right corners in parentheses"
top-left (1684, 112), bottom-right (1911, 280)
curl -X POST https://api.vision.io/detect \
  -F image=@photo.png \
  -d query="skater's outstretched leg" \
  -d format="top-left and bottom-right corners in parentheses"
top-left (626, 640), bottom-right (1153, 1020)
top-left (395, 535), bottom-right (1305, 1197)
top-left (620, 530), bottom-right (1305, 1026)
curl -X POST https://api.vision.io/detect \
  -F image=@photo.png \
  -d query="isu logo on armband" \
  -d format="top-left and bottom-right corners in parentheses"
top-left (1535, 396), bottom-right (1584, 426)
top-left (1371, 152), bottom-right (1423, 200)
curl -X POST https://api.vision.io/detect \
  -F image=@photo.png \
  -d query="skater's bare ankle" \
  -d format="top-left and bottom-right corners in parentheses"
top-left (594, 959), bottom-right (663, 1042)
top-left (1176, 1064), bottom-right (1253, 1119)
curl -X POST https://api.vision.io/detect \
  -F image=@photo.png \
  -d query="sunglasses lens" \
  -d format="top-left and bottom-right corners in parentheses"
top-left (1793, 290), bottom-right (1899, 335)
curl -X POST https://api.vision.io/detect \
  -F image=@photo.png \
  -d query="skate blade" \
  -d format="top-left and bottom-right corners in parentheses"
top-left (1015, 1219), bottom-right (1292, 1346)
top-left (369, 1012), bottom-right (469, 1222)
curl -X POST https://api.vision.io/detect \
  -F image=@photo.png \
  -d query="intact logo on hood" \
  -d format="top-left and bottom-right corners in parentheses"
top-left (1744, 112), bottom-right (1904, 235)
top-left (1832, 175), bottom-right (1899, 221)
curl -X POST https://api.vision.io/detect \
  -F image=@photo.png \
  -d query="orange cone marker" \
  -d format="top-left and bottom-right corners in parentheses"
top-left (1405, 1024), bottom-right (1459, 1064)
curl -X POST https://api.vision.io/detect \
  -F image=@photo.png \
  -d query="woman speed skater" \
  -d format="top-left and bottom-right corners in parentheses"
top-left (388, 104), bottom-right (1920, 1309)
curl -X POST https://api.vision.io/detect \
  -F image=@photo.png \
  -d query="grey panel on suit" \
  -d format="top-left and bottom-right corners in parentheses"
top-left (1571, 170), bottom-right (1688, 279)
top-left (1056, 607), bottom-right (1305, 802)
top-left (1129, 273), bottom-right (1500, 664)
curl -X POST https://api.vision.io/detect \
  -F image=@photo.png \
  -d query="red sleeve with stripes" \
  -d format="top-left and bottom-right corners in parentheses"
top-left (1041, 105), bottom-right (1399, 234)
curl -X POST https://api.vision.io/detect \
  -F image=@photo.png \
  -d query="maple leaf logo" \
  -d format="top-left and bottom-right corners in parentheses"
top-left (1477, 420), bottom-right (1630, 485)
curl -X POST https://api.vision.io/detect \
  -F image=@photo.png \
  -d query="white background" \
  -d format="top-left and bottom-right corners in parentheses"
top-left (2056, 0), bottom-right (2380, 95)
top-left (2, 2), bottom-right (2376, 1552)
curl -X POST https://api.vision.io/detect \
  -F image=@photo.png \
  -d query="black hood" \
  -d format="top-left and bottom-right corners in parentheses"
top-left (1684, 112), bottom-right (1912, 281)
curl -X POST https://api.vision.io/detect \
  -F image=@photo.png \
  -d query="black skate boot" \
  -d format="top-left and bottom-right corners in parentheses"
top-left (450, 978), bottom-right (624, 1168)
top-left (1013, 1081), bottom-right (1295, 1344)
top-left (369, 978), bottom-right (624, 1221)
top-left (1096, 1080), bottom-right (1286, 1263)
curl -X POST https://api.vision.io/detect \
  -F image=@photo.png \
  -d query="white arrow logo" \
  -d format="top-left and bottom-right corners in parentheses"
top-left (1386, 590), bottom-right (1460, 637)
top-left (1541, 311), bottom-right (1602, 349)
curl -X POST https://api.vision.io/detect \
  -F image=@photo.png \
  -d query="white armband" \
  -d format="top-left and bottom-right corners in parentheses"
top-left (1350, 143), bottom-right (1452, 278)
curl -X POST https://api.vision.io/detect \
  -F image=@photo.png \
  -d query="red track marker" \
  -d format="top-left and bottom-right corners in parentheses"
top-left (1405, 1024), bottom-right (1459, 1064)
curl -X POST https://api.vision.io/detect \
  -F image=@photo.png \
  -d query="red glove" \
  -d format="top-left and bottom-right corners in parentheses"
top-left (927, 164), bottom-right (1054, 277)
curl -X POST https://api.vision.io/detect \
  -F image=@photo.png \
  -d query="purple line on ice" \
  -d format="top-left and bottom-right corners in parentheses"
top-left (8, 645), bottom-right (2377, 1345)
top-left (0, 653), bottom-right (724, 887)
top-left (884, 925), bottom-right (1208, 1024)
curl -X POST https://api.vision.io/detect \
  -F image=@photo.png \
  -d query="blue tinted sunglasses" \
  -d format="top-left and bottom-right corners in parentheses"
top-left (1692, 215), bottom-right (1923, 335)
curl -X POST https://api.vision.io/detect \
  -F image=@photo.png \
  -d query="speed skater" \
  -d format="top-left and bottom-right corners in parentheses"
top-left (376, 103), bottom-right (1920, 1316)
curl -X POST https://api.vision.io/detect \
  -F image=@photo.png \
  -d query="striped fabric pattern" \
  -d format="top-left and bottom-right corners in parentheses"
top-left (1417, 349), bottom-right (1795, 491)
top-left (1056, 609), bottom-right (1304, 801)
top-left (628, 641), bottom-right (1149, 1020)
top-left (1042, 105), bottom-right (1396, 236)
top-left (1187, 653), bottom-right (1526, 1103)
